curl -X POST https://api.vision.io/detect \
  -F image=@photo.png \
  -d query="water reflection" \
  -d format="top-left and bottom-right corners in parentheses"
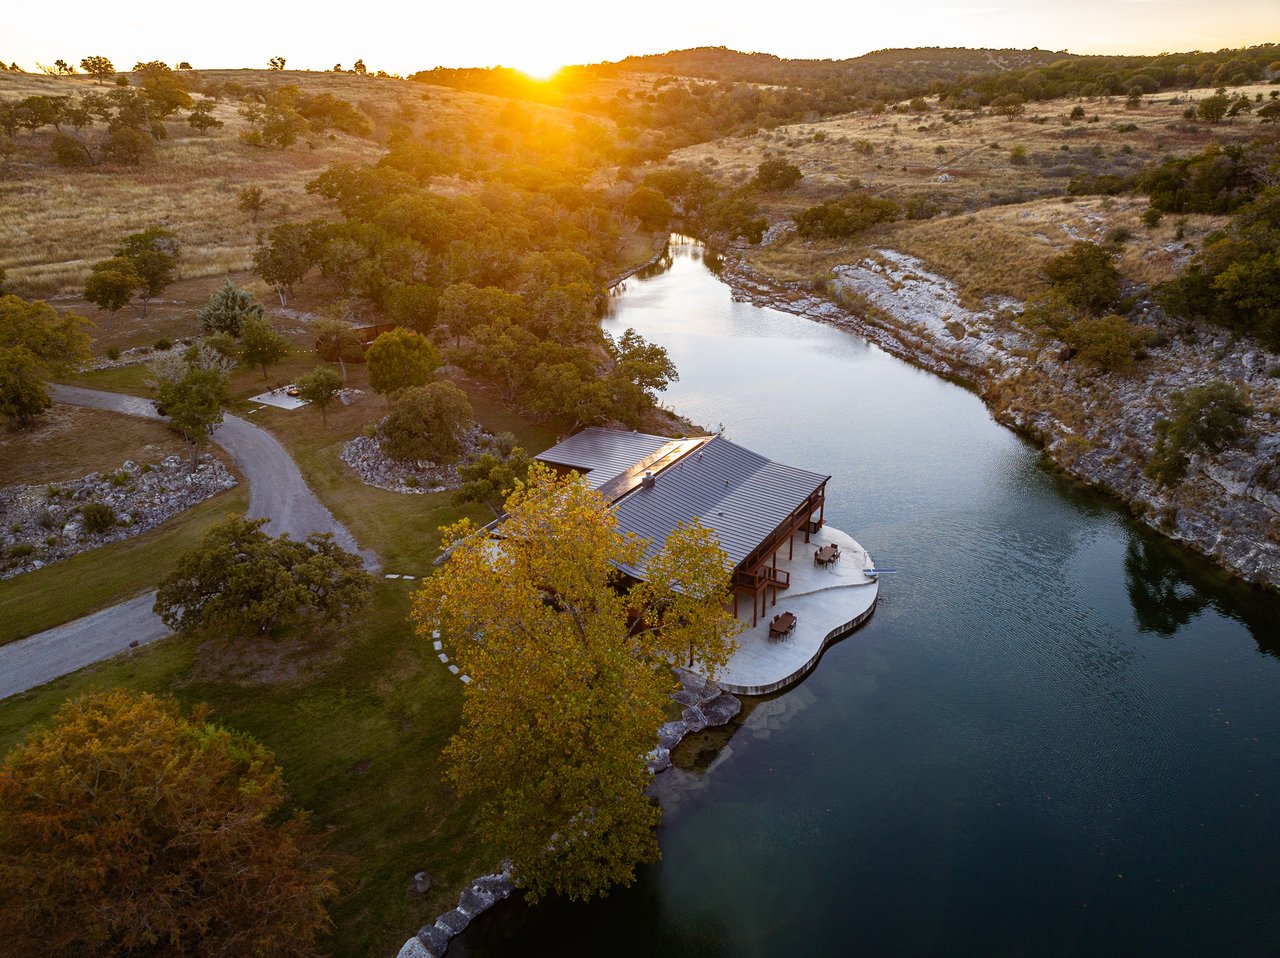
top-left (458, 235), bottom-right (1280, 958)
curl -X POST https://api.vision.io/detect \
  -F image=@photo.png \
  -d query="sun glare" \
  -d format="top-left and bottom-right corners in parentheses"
top-left (516, 59), bottom-right (566, 82)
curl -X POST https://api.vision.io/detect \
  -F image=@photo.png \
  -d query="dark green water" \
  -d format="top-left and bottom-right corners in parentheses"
top-left (455, 236), bottom-right (1280, 958)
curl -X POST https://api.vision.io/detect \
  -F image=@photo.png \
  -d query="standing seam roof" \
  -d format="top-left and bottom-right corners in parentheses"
top-left (533, 427), bottom-right (674, 490)
top-left (610, 435), bottom-right (829, 578)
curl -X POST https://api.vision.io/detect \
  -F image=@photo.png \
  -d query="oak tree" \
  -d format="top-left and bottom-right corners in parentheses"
top-left (117, 226), bottom-right (180, 317)
top-left (296, 365), bottom-right (343, 421)
top-left (155, 514), bottom-right (372, 637)
top-left (365, 326), bottom-right (439, 395)
top-left (239, 315), bottom-right (290, 378)
top-left (0, 294), bottom-right (92, 425)
top-left (83, 256), bottom-right (142, 329)
top-left (379, 380), bottom-right (473, 463)
top-left (411, 465), bottom-right (740, 900)
top-left (78, 55), bottom-right (115, 84)
top-left (0, 689), bottom-right (336, 958)
top-left (155, 364), bottom-right (227, 469)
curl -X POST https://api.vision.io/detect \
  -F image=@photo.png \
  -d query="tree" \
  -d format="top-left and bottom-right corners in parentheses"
top-left (379, 381), bottom-right (473, 463)
top-left (365, 326), bottom-right (439, 394)
top-left (1197, 93), bottom-right (1231, 123)
top-left (268, 56), bottom-right (287, 71)
top-left (0, 689), bottom-right (337, 958)
top-left (116, 226), bottom-right (180, 317)
top-left (295, 365), bottom-right (343, 421)
top-left (312, 315), bottom-right (359, 380)
top-left (353, 59), bottom-right (367, 76)
top-left (239, 315), bottom-right (290, 378)
top-left (605, 327), bottom-right (678, 427)
top-left (79, 55), bottom-right (115, 84)
top-left (623, 186), bottom-right (673, 231)
top-left (187, 98), bottom-right (222, 133)
top-left (991, 94), bottom-right (1026, 118)
top-left (410, 465), bottom-right (741, 900)
top-left (750, 157), bottom-right (803, 192)
top-left (454, 439), bottom-right (529, 517)
top-left (237, 184), bottom-right (268, 221)
top-left (0, 294), bottom-right (92, 425)
top-left (83, 257), bottom-right (141, 329)
top-left (155, 514), bottom-right (371, 636)
top-left (155, 365), bottom-right (227, 469)
top-left (1042, 241), bottom-right (1120, 313)
top-left (1259, 101), bottom-right (1280, 123)
top-left (1146, 380), bottom-right (1253, 486)
top-left (196, 279), bottom-right (264, 337)
top-left (253, 223), bottom-right (315, 305)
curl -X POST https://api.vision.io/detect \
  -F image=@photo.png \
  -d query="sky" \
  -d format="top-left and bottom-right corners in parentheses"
top-left (7, 0), bottom-right (1277, 77)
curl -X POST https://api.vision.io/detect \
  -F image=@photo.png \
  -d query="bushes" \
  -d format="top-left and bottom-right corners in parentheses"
top-left (794, 193), bottom-right (900, 239)
top-left (1146, 380), bottom-right (1253, 486)
top-left (1062, 314), bottom-right (1147, 371)
top-left (1042, 241), bottom-right (1120, 313)
top-left (380, 381), bottom-right (474, 464)
top-left (79, 502), bottom-right (116, 535)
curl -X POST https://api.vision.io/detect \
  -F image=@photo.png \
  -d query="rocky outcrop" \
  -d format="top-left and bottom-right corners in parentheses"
top-left (0, 455), bottom-right (237, 580)
top-left (719, 245), bottom-right (1280, 591)
top-left (647, 669), bottom-right (742, 774)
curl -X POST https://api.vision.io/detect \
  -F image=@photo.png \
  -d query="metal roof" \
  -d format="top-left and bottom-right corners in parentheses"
top-left (610, 435), bottom-right (829, 579)
top-left (534, 427), bottom-right (676, 490)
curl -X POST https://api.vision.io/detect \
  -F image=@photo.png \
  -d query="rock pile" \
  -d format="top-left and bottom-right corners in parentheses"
top-left (648, 668), bottom-right (743, 774)
top-left (341, 425), bottom-right (506, 495)
top-left (0, 455), bottom-right (237, 580)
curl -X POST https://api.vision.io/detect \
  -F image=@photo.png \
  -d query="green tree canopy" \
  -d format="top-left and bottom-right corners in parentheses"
top-left (155, 514), bottom-right (372, 637)
top-left (116, 226), bottom-right (180, 316)
top-left (78, 55), bottom-right (115, 84)
top-left (623, 186), bottom-right (674, 231)
top-left (379, 380), bottom-right (474, 463)
top-left (155, 365), bottom-right (228, 469)
top-left (83, 257), bottom-right (142, 329)
top-left (0, 689), bottom-right (337, 958)
top-left (253, 223), bottom-right (315, 305)
top-left (750, 156), bottom-right (803, 191)
top-left (196, 279), bottom-right (265, 337)
top-left (0, 294), bottom-right (93, 425)
top-left (1042, 241), bottom-right (1120, 313)
top-left (1146, 380), bottom-right (1254, 486)
top-left (295, 365), bottom-right (343, 421)
top-left (366, 326), bottom-right (440, 395)
top-left (239, 316), bottom-right (290, 378)
top-left (411, 465), bottom-right (741, 900)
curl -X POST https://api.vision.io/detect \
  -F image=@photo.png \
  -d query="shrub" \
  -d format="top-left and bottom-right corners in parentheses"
top-left (1141, 206), bottom-right (1163, 228)
top-left (105, 345), bottom-right (121, 361)
top-left (366, 327), bottom-right (440, 395)
top-left (1043, 241), bottom-right (1120, 313)
top-left (79, 502), bottom-right (116, 535)
top-left (380, 381), bottom-right (474, 464)
top-left (1146, 380), bottom-right (1253, 485)
top-left (7, 543), bottom-right (35, 560)
top-left (750, 157), bottom-right (802, 192)
top-left (794, 193), bottom-right (900, 239)
top-left (1062, 314), bottom-right (1147, 371)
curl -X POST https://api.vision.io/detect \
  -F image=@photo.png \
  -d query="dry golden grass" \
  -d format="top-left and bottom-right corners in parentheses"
top-left (0, 405), bottom-right (206, 485)
top-left (677, 83), bottom-right (1275, 302)
top-left (0, 69), bottom-right (599, 299)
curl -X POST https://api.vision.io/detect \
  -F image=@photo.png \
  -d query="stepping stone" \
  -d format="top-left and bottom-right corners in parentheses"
top-left (448, 664), bottom-right (460, 675)
top-left (461, 675), bottom-right (472, 684)
top-left (403, 575), bottom-right (415, 580)
top-left (433, 641), bottom-right (442, 651)
top-left (432, 630), bottom-right (441, 639)
top-left (385, 574), bottom-right (402, 579)
top-left (438, 653), bottom-right (449, 663)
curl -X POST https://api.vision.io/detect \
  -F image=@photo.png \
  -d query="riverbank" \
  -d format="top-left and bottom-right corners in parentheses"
top-left (716, 241), bottom-right (1280, 593)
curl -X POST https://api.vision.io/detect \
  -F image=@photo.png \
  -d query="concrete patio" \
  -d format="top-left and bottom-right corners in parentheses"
top-left (709, 525), bottom-right (879, 695)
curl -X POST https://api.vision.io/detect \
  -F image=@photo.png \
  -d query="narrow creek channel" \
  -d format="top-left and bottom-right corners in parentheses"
top-left (452, 235), bottom-right (1280, 958)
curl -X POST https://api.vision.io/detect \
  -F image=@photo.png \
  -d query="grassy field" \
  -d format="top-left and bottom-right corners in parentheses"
top-left (0, 485), bottom-right (247, 645)
top-left (675, 83), bottom-right (1276, 303)
top-left (0, 404), bottom-right (197, 485)
top-left (0, 581), bottom-right (498, 957)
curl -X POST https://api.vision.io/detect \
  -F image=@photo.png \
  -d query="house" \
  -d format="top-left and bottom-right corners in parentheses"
top-left (535, 427), bottom-right (830, 626)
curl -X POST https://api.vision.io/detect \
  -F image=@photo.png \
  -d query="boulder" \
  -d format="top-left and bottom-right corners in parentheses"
top-left (435, 908), bottom-right (470, 935)
top-left (702, 692), bottom-right (742, 727)
top-left (415, 923), bottom-right (452, 955)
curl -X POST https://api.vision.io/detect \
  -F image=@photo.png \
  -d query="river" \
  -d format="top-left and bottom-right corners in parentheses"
top-left (454, 235), bottom-right (1280, 957)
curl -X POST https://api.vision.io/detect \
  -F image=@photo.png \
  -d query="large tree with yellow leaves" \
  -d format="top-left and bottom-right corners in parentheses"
top-left (411, 463), bottom-right (740, 901)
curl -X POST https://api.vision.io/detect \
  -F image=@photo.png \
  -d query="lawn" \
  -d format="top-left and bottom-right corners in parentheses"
top-left (0, 485), bottom-right (247, 645)
top-left (0, 582), bottom-right (498, 957)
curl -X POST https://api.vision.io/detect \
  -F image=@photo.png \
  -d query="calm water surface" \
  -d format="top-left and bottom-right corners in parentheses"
top-left (456, 237), bottom-right (1280, 958)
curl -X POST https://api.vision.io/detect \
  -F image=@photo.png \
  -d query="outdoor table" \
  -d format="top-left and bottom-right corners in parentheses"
top-left (769, 612), bottom-right (797, 640)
